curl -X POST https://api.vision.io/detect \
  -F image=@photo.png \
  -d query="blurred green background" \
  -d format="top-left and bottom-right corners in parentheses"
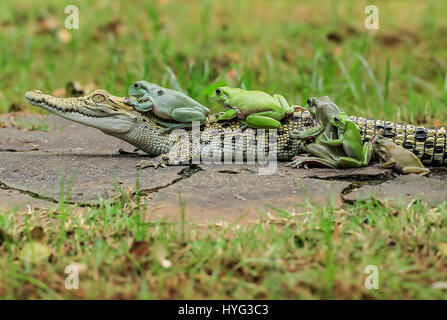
top-left (1, 0), bottom-right (447, 126)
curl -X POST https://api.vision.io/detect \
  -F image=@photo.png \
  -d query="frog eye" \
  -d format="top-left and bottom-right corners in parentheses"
top-left (333, 116), bottom-right (339, 123)
top-left (307, 98), bottom-right (312, 105)
top-left (92, 94), bottom-right (106, 103)
top-left (215, 88), bottom-right (222, 96)
top-left (133, 82), bottom-right (139, 89)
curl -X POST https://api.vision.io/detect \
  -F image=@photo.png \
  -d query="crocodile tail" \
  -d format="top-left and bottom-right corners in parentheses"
top-left (352, 116), bottom-right (447, 165)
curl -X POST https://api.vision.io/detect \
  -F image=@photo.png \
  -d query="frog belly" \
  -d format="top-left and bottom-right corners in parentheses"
top-left (153, 107), bottom-right (172, 120)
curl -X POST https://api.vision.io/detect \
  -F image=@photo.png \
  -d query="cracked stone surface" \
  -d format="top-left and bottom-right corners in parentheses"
top-left (0, 189), bottom-right (54, 211)
top-left (0, 151), bottom-right (186, 204)
top-left (198, 163), bottom-right (391, 179)
top-left (343, 174), bottom-right (447, 206)
top-left (1, 114), bottom-right (447, 221)
top-left (0, 114), bottom-right (186, 204)
top-left (145, 169), bottom-right (350, 223)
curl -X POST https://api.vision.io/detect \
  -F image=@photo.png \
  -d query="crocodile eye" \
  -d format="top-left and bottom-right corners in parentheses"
top-left (215, 88), bottom-right (221, 95)
top-left (92, 94), bottom-right (106, 103)
top-left (133, 83), bottom-right (139, 89)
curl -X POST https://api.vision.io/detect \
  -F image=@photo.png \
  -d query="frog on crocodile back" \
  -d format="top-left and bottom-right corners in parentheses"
top-left (126, 80), bottom-right (210, 131)
top-left (211, 86), bottom-right (295, 129)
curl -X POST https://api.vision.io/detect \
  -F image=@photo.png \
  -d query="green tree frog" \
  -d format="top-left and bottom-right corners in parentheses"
top-left (212, 86), bottom-right (294, 129)
top-left (373, 136), bottom-right (429, 175)
top-left (126, 81), bottom-right (210, 130)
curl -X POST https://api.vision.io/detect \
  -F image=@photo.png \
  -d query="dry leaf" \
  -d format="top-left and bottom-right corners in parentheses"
top-left (0, 122), bottom-right (6, 128)
top-left (227, 52), bottom-right (241, 63)
top-left (66, 82), bottom-right (84, 97)
top-left (19, 242), bottom-right (52, 264)
top-left (52, 87), bottom-right (67, 98)
top-left (332, 224), bottom-right (341, 241)
top-left (69, 262), bottom-right (88, 273)
top-left (30, 226), bottom-right (46, 241)
top-left (82, 83), bottom-right (96, 95)
top-left (432, 118), bottom-right (441, 128)
top-left (327, 32), bottom-right (343, 43)
top-left (38, 16), bottom-right (59, 33)
top-left (130, 241), bottom-right (150, 259)
top-left (104, 20), bottom-right (124, 36)
top-left (57, 29), bottom-right (72, 43)
top-left (380, 34), bottom-right (403, 47)
top-left (226, 69), bottom-right (237, 80)
top-left (438, 243), bottom-right (447, 256)
top-left (333, 45), bottom-right (343, 56)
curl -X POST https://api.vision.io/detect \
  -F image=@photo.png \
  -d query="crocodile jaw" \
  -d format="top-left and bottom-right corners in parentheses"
top-left (25, 90), bottom-right (135, 134)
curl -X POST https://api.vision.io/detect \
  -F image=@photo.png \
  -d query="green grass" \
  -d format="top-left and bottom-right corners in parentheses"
top-left (14, 117), bottom-right (52, 131)
top-left (1, 0), bottom-right (447, 299)
top-left (1, 192), bottom-right (447, 299)
top-left (1, 0), bottom-right (447, 125)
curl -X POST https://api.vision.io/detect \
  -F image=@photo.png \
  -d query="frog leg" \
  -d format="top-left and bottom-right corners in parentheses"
top-left (216, 109), bottom-right (238, 122)
top-left (244, 111), bottom-right (283, 129)
top-left (287, 143), bottom-right (342, 168)
top-left (125, 97), bottom-right (153, 112)
top-left (273, 94), bottom-right (294, 114)
top-left (154, 119), bottom-right (198, 132)
top-left (314, 142), bottom-right (365, 168)
top-left (319, 134), bottom-right (366, 168)
top-left (335, 157), bottom-right (362, 168)
top-left (170, 108), bottom-right (207, 123)
top-left (156, 108), bottom-right (208, 132)
top-left (130, 94), bottom-right (154, 112)
top-left (290, 124), bottom-right (323, 140)
top-left (401, 166), bottom-right (430, 175)
top-left (380, 159), bottom-right (396, 168)
top-left (320, 133), bottom-right (343, 147)
top-left (361, 140), bottom-right (374, 166)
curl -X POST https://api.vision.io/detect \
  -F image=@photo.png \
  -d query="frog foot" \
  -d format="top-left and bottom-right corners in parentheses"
top-left (206, 114), bottom-right (220, 124)
top-left (155, 119), bottom-right (203, 132)
top-left (124, 98), bottom-right (138, 107)
top-left (286, 155), bottom-right (337, 169)
top-left (240, 120), bottom-right (249, 130)
top-left (136, 155), bottom-right (170, 169)
top-left (292, 105), bottom-right (306, 112)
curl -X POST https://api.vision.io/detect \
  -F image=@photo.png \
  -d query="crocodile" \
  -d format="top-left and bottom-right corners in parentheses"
top-left (24, 89), bottom-right (447, 168)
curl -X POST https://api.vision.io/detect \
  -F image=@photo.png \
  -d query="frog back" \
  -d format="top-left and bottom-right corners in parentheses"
top-left (342, 121), bottom-right (364, 158)
top-left (145, 85), bottom-right (210, 119)
top-left (228, 90), bottom-right (280, 113)
top-left (389, 142), bottom-right (425, 168)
